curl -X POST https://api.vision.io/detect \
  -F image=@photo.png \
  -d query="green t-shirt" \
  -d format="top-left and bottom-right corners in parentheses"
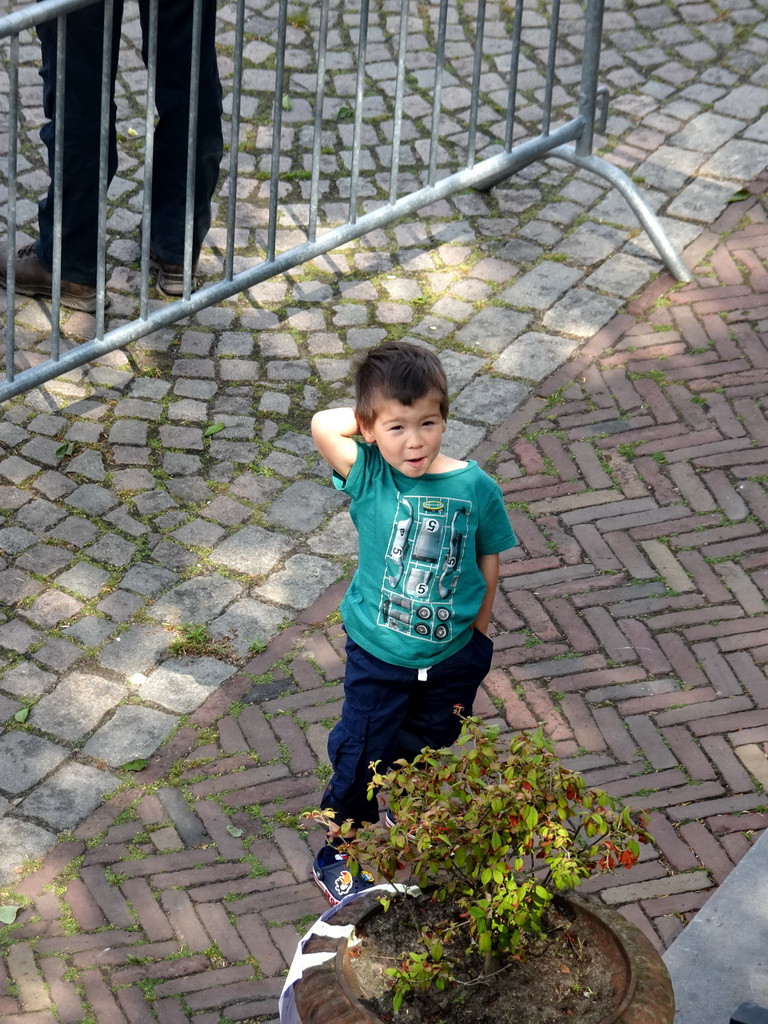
top-left (332, 442), bottom-right (518, 669)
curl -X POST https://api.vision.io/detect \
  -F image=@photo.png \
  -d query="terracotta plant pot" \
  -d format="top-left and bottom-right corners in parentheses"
top-left (284, 890), bottom-right (675, 1024)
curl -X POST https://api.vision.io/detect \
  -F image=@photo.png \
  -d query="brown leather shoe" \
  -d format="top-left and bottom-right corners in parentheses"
top-left (0, 242), bottom-right (108, 313)
top-left (149, 248), bottom-right (198, 297)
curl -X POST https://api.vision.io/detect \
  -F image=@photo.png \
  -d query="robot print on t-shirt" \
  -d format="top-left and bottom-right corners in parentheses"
top-left (378, 492), bottom-right (470, 645)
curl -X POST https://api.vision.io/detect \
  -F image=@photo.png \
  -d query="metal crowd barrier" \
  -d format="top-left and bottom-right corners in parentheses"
top-left (0, 0), bottom-right (691, 403)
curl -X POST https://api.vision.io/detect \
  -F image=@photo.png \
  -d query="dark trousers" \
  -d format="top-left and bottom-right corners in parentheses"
top-left (35, 0), bottom-right (223, 283)
top-left (321, 629), bottom-right (495, 830)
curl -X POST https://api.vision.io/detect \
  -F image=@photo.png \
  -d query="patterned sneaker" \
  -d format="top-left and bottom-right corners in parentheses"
top-left (312, 845), bottom-right (375, 906)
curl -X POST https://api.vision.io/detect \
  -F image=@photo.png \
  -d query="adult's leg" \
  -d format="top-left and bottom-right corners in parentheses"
top-left (36, 1), bottom-right (123, 283)
top-left (139, 0), bottom-right (223, 265)
top-left (320, 637), bottom-right (417, 831)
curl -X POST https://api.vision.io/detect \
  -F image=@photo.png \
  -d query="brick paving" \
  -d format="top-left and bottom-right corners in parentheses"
top-left (1, 0), bottom-right (768, 1020)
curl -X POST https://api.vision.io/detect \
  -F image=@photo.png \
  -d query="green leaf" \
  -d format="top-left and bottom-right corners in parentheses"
top-left (0, 906), bottom-right (20, 924)
top-left (55, 442), bottom-right (74, 458)
top-left (338, 105), bottom-right (354, 122)
top-left (281, 94), bottom-right (293, 111)
top-left (120, 758), bottom-right (149, 772)
top-left (225, 825), bottom-right (244, 838)
top-left (726, 188), bottom-right (751, 204)
top-left (13, 707), bottom-right (29, 723)
top-left (203, 422), bottom-right (226, 437)
top-left (523, 804), bottom-right (538, 829)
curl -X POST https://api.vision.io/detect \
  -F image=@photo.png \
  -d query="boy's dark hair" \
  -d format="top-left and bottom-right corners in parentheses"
top-left (354, 342), bottom-right (449, 430)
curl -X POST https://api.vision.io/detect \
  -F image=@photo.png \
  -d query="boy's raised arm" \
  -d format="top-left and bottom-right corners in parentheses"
top-left (311, 407), bottom-right (362, 479)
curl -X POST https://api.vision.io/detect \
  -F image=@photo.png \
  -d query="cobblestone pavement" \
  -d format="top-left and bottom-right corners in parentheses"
top-left (1, 0), bottom-right (768, 1020)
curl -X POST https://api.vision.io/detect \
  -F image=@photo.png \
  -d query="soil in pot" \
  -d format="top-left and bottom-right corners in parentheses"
top-left (350, 893), bottom-right (622, 1024)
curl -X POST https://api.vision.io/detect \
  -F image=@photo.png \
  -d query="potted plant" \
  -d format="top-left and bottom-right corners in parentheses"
top-left (282, 716), bottom-right (674, 1024)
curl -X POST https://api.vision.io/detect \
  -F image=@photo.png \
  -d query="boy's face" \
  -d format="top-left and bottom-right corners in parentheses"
top-left (360, 392), bottom-right (447, 477)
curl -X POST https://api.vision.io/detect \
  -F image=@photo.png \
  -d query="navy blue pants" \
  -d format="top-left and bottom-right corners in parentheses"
top-left (35, 0), bottom-right (223, 283)
top-left (321, 629), bottom-right (495, 829)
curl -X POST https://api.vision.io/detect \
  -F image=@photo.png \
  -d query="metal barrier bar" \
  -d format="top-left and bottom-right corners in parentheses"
top-left (428, 0), bottom-right (449, 187)
top-left (308, 0), bottom-right (330, 241)
top-left (5, 31), bottom-right (19, 383)
top-left (224, 0), bottom-right (246, 280)
top-left (542, 0), bottom-right (561, 136)
top-left (95, 0), bottom-right (114, 340)
top-left (139, 0), bottom-right (158, 320)
top-left (267, 0), bottom-right (288, 262)
top-left (0, 118), bottom-right (586, 402)
top-left (551, 146), bottom-right (691, 283)
top-left (50, 13), bottom-right (66, 357)
top-left (575, 0), bottom-right (603, 157)
top-left (0, 0), bottom-right (88, 37)
top-left (182, 0), bottom-right (203, 299)
top-left (0, 0), bottom-right (692, 403)
top-left (389, 0), bottom-right (410, 205)
top-left (349, 0), bottom-right (370, 224)
top-left (466, 0), bottom-right (486, 169)
top-left (504, 0), bottom-right (524, 153)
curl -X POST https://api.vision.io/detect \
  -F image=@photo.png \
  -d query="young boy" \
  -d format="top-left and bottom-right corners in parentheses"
top-left (310, 341), bottom-right (517, 904)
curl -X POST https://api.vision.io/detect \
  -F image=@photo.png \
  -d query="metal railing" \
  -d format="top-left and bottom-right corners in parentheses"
top-left (0, 0), bottom-right (691, 403)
